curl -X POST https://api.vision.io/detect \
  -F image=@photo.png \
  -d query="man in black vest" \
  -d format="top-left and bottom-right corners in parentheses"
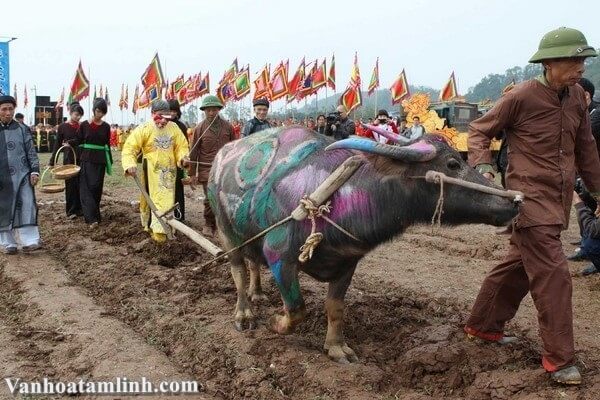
top-left (242, 98), bottom-right (272, 137)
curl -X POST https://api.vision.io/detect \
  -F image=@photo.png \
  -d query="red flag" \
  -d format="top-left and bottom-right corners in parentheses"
top-left (439, 72), bottom-right (458, 101)
top-left (340, 84), bottom-right (362, 113)
top-left (287, 58), bottom-right (305, 102)
top-left (68, 61), bottom-right (90, 104)
top-left (390, 69), bottom-right (410, 105)
top-left (311, 59), bottom-right (327, 92)
top-left (327, 54), bottom-right (336, 91)
top-left (141, 53), bottom-right (165, 89)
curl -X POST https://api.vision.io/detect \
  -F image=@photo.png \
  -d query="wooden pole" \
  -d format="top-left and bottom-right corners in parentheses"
top-left (166, 219), bottom-right (224, 257)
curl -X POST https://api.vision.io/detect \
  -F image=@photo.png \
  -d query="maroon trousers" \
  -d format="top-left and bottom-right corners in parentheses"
top-left (465, 224), bottom-right (574, 372)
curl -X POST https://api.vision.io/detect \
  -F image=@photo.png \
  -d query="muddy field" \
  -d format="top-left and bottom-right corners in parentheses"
top-left (3, 185), bottom-right (600, 399)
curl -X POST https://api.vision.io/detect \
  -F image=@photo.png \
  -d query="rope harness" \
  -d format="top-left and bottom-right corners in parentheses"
top-left (297, 197), bottom-right (360, 263)
top-left (197, 196), bottom-right (360, 270)
top-left (411, 171), bottom-right (524, 230)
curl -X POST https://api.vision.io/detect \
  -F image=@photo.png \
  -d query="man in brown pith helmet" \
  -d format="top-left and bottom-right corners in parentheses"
top-left (466, 27), bottom-right (599, 385)
top-left (188, 95), bottom-right (234, 237)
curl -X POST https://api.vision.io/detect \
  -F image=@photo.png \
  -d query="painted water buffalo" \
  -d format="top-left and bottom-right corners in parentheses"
top-left (207, 126), bottom-right (517, 363)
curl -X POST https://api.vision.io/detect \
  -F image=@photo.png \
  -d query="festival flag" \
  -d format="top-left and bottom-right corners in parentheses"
top-left (123, 85), bottom-right (129, 110)
top-left (340, 84), bottom-right (362, 113)
top-left (13, 84), bottom-right (17, 106)
top-left (311, 58), bottom-right (327, 92)
top-left (55, 88), bottom-right (65, 110)
top-left (502, 79), bottom-right (516, 95)
top-left (327, 54), bottom-right (336, 90)
top-left (233, 66), bottom-right (251, 100)
top-left (183, 74), bottom-right (201, 103)
top-left (23, 85), bottom-right (28, 107)
top-left (350, 52), bottom-right (361, 87)
top-left (287, 58), bottom-right (305, 102)
top-left (172, 74), bottom-right (185, 94)
top-left (269, 61), bottom-right (289, 101)
top-left (104, 88), bottom-right (110, 106)
top-left (439, 72), bottom-right (458, 101)
top-left (367, 58), bottom-right (379, 96)
top-left (253, 65), bottom-right (271, 101)
top-left (99, 84), bottom-right (104, 99)
top-left (221, 58), bottom-right (239, 85)
top-left (68, 61), bottom-right (90, 104)
top-left (177, 76), bottom-right (194, 105)
top-left (119, 84), bottom-right (125, 110)
top-left (296, 61), bottom-right (316, 100)
top-left (132, 85), bottom-right (139, 114)
top-left (340, 53), bottom-right (362, 112)
top-left (93, 86), bottom-right (97, 100)
top-left (197, 72), bottom-right (210, 97)
top-left (138, 84), bottom-right (160, 109)
top-left (141, 53), bottom-right (165, 91)
top-left (216, 81), bottom-right (234, 104)
top-left (390, 69), bottom-right (410, 105)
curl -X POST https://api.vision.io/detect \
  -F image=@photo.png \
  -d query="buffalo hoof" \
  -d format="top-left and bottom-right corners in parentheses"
top-left (234, 317), bottom-right (257, 332)
top-left (248, 291), bottom-right (268, 303)
top-left (324, 343), bottom-right (359, 364)
top-left (234, 305), bottom-right (257, 332)
top-left (267, 314), bottom-right (295, 335)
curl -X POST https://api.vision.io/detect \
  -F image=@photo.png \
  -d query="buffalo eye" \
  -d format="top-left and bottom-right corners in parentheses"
top-left (447, 158), bottom-right (461, 170)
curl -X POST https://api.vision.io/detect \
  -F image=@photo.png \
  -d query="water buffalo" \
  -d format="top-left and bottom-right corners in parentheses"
top-left (207, 126), bottom-right (518, 363)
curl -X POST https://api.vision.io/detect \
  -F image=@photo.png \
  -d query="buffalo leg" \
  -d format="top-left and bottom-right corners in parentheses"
top-left (247, 260), bottom-right (267, 302)
top-left (230, 259), bottom-right (256, 331)
top-left (324, 262), bottom-right (358, 364)
top-left (268, 259), bottom-right (306, 334)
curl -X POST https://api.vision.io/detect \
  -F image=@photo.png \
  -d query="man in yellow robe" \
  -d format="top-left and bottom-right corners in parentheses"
top-left (122, 100), bottom-right (190, 242)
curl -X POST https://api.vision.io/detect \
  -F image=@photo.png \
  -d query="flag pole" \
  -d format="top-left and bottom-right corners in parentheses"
top-left (87, 67), bottom-right (92, 117)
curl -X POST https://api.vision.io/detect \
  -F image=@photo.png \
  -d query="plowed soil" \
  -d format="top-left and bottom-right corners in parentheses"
top-left (3, 186), bottom-right (600, 399)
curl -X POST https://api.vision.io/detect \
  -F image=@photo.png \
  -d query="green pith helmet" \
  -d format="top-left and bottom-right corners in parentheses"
top-left (529, 27), bottom-right (597, 63)
top-left (199, 95), bottom-right (224, 110)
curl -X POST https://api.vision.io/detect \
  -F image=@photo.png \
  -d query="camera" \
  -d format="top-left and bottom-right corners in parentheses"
top-left (575, 177), bottom-right (584, 195)
top-left (326, 111), bottom-right (341, 125)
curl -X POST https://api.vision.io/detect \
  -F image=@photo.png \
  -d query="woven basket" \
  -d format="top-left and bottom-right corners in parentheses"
top-left (39, 167), bottom-right (65, 193)
top-left (51, 145), bottom-right (80, 180)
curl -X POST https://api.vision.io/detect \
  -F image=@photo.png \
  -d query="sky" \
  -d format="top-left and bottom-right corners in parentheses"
top-left (2, 0), bottom-right (599, 121)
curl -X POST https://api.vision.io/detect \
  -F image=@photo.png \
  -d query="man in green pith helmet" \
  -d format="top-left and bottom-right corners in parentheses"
top-left (189, 95), bottom-right (234, 237)
top-left (466, 27), bottom-right (599, 385)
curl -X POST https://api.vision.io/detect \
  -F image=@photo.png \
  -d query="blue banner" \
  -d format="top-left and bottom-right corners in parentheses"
top-left (0, 41), bottom-right (9, 96)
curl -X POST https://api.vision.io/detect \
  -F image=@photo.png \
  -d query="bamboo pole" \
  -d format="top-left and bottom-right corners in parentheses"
top-left (166, 219), bottom-right (223, 257)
